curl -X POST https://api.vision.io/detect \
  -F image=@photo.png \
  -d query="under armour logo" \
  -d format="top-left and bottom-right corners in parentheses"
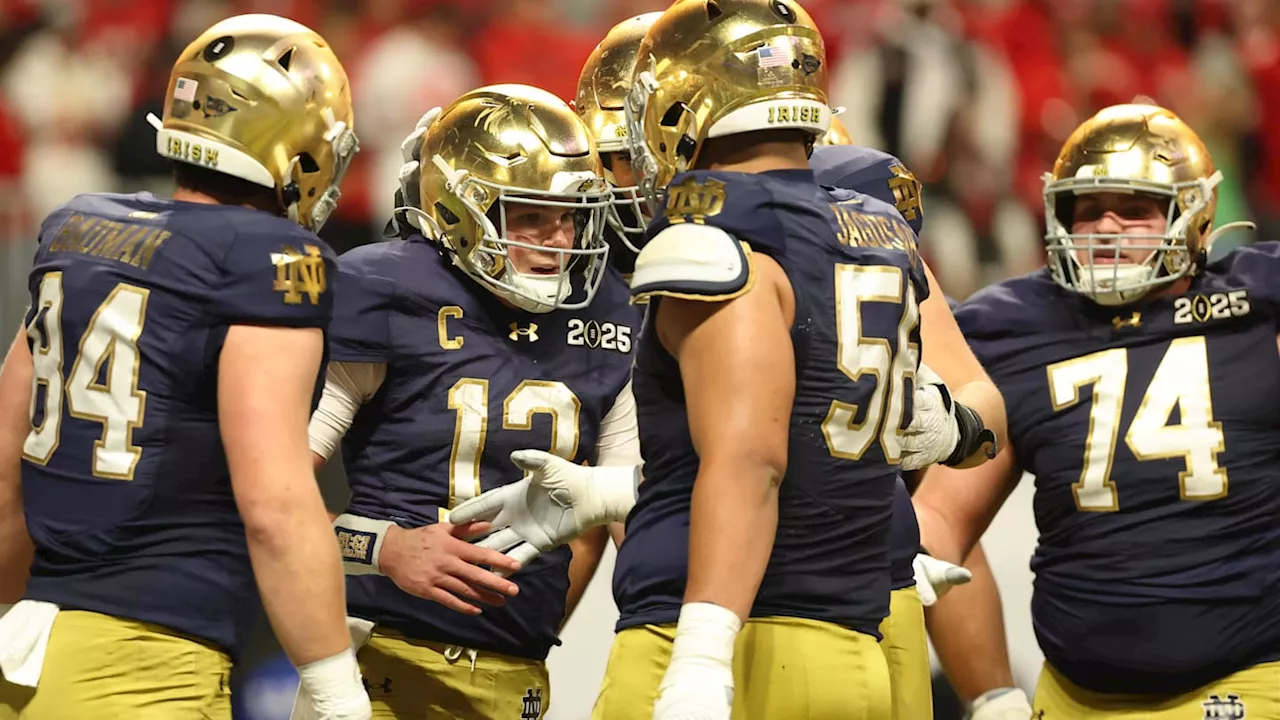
top-left (1203, 693), bottom-right (1245, 719)
top-left (1112, 311), bottom-right (1142, 330)
top-left (509, 322), bottom-right (539, 342)
top-left (363, 676), bottom-right (392, 695)
top-left (521, 688), bottom-right (543, 718)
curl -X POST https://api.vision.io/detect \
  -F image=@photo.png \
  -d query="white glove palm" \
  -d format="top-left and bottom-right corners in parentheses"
top-left (913, 553), bottom-right (972, 606)
top-left (901, 363), bottom-right (961, 471)
top-left (970, 688), bottom-right (1034, 720)
top-left (448, 450), bottom-right (638, 570)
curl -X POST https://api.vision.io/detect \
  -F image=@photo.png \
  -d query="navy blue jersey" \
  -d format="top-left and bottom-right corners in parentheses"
top-left (955, 244), bottom-right (1280, 693)
top-left (331, 236), bottom-right (639, 660)
top-left (811, 145), bottom-right (924, 237)
top-left (21, 192), bottom-right (335, 653)
top-left (811, 146), bottom-right (926, 593)
top-left (889, 477), bottom-right (919, 591)
top-left (614, 169), bottom-right (929, 637)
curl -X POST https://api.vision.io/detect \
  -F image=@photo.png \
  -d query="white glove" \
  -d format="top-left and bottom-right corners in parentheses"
top-left (294, 648), bottom-right (372, 720)
top-left (970, 687), bottom-right (1034, 720)
top-left (448, 449), bottom-right (639, 569)
top-left (901, 363), bottom-right (962, 471)
top-left (653, 603), bottom-right (740, 720)
top-left (913, 553), bottom-right (972, 607)
top-left (391, 107), bottom-right (442, 233)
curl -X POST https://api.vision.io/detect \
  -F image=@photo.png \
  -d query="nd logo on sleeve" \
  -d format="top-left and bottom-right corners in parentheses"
top-left (272, 245), bottom-right (326, 305)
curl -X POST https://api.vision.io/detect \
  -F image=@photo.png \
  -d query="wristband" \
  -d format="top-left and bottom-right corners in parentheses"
top-left (333, 513), bottom-right (394, 576)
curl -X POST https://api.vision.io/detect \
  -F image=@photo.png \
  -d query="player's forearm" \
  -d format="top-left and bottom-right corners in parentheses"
top-left (0, 328), bottom-right (34, 603)
top-left (948, 380), bottom-right (1006, 469)
top-left (684, 460), bottom-right (782, 620)
top-left (561, 526), bottom-right (608, 629)
top-left (242, 493), bottom-right (352, 666)
top-left (912, 498), bottom-right (969, 566)
top-left (925, 544), bottom-right (1016, 703)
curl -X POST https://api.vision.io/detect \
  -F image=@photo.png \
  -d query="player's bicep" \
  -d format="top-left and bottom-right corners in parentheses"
top-left (919, 261), bottom-right (988, 387)
top-left (220, 325), bottom-right (325, 521)
top-left (658, 253), bottom-right (795, 477)
top-left (309, 361), bottom-right (386, 463)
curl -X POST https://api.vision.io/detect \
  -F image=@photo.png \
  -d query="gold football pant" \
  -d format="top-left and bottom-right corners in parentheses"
top-left (592, 615), bottom-right (891, 720)
top-left (0, 609), bottom-right (231, 720)
top-left (357, 628), bottom-right (549, 719)
top-left (1033, 660), bottom-right (1280, 719)
top-left (879, 587), bottom-right (933, 720)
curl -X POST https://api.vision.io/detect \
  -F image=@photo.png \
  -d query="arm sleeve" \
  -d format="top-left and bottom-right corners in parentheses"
top-left (308, 361), bottom-right (387, 461)
top-left (594, 380), bottom-right (642, 468)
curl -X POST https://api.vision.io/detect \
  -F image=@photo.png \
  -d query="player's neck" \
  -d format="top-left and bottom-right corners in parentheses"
top-left (698, 138), bottom-right (810, 174)
top-left (172, 187), bottom-right (262, 211)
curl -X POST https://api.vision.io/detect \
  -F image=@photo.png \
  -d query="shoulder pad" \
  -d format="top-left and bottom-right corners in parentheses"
top-left (648, 171), bottom-right (788, 259)
top-left (327, 243), bottom-right (418, 363)
top-left (953, 271), bottom-right (1064, 364)
top-left (810, 145), bottom-right (924, 235)
top-left (630, 222), bottom-right (753, 303)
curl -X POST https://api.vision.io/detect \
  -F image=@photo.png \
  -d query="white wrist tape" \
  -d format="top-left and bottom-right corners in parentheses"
top-left (333, 513), bottom-right (394, 576)
top-left (297, 646), bottom-right (365, 710)
top-left (668, 602), bottom-right (743, 672)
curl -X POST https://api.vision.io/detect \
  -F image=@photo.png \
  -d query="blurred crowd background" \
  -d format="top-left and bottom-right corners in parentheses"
top-left (0, 0), bottom-right (1277, 717)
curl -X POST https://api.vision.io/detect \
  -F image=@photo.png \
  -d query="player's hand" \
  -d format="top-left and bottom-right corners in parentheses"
top-left (377, 522), bottom-right (520, 615)
top-left (390, 106), bottom-right (442, 235)
top-left (653, 603), bottom-right (739, 720)
top-left (970, 687), bottom-right (1034, 720)
top-left (901, 363), bottom-right (997, 470)
top-left (449, 450), bottom-right (638, 570)
top-left (912, 552), bottom-right (972, 606)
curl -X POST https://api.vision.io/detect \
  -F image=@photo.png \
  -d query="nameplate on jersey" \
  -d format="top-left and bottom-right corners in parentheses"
top-left (336, 526), bottom-right (377, 566)
top-left (1173, 290), bottom-right (1250, 325)
top-left (566, 319), bottom-right (632, 353)
top-left (271, 245), bottom-right (326, 305)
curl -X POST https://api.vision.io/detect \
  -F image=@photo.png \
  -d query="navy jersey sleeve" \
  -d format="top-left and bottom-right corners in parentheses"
top-left (811, 146), bottom-right (924, 236)
top-left (327, 247), bottom-right (399, 363)
top-left (1212, 240), bottom-right (1280, 326)
top-left (210, 221), bottom-right (337, 329)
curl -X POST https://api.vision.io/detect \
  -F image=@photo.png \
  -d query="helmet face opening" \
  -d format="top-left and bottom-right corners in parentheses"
top-left (416, 85), bottom-right (614, 314)
top-left (1043, 103), bottom-right (1221, 306)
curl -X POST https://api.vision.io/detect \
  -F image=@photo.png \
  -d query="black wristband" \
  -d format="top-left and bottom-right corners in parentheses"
top-left (943, 402), bottom-right (998, 466)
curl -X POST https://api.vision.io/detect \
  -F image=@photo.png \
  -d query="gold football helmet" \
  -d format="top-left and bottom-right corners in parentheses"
top-left (150, 14), bottom-right (358, 231)
top-left (410, 84), bottom-right (612, 314)
top-left (625, 0), bottom-right (831, 211)
top-left (820, 114), bottom-right (853, 146)
top-left (576, 11), bottom-right (663, 254)
top-left (1043, 103), bottom-right (1240, 305)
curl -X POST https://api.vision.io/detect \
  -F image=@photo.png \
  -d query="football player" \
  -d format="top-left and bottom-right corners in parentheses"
top-left (574, 11), bottom-right (663, 282)
top-left (461, 2), bottom-right (1002, 719)
top-left (913, 103), bottom-right (1280, 718)
top-left (0, 14), bottom-right (369, 720)
top-left (811, 134), bottom-right (1033, 720)
top-left (301, 84), bottom-right (641, 719)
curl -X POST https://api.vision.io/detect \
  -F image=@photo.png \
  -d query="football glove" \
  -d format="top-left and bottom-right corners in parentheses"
top-left (293, 647), bottom-right (372, 720)
top-left (653, 603), bottom-right (740, 720)
top-left (387, 107), bottom-right (442, 238)
top-left (901, 363), bottom-right (997, 470)
top-left (448, 450), bottom-right (639, 571)
top-left (913, 552), bottom-right (972, 607)
top-left (970, 687), bottom-right (1034, 720)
